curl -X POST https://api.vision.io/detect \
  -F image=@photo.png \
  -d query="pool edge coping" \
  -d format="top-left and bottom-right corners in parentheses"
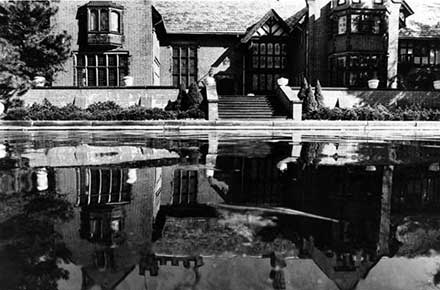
top-left (0, 120), bottom-right (440, 131)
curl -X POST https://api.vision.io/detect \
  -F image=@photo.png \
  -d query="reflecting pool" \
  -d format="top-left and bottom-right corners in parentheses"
top-left (1, 131), bottom-right (440, 290)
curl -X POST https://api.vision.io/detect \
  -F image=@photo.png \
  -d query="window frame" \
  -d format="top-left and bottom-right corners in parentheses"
top-left (349, 13), bottom-right (383, 35)
top-left (87, 7), bottom-right (123, 35)
top-left (249, 40), bottom-right (288, 93)
top-left (172, 45), bottom-right (198, 88)
top-left (74, 52), bottom-right (129, 87)
top-left (338, 15), bottom-right (348, 35)
top-left (330, 53), bottom-right (385, 87)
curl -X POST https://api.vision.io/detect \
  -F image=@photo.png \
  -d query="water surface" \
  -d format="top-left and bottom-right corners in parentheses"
top-left (1, 131), bottom-right (440, 290)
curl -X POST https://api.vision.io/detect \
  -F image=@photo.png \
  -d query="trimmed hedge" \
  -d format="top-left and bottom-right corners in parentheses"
top-left (304, 105), bottom-right (440, 121)
top-left (4, 100), bottom-right (206, 121)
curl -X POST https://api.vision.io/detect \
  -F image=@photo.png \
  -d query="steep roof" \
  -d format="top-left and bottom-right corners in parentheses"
top-left (400, 0), bottom-right (440, 38)
top-left (241, 9), bottom-right (292, 43)
top-left (153, 0), bottom-right (306, 34)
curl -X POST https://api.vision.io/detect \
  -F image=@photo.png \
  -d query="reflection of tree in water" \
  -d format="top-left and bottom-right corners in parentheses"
top-left (297, 142), bottom-right (325, 169)
top-left (0, 191), bottom-right (73, 290)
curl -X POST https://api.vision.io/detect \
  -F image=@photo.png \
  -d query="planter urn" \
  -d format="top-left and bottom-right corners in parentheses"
top-left (433, 80), bottom-right (440, 90)
top-left (33, 76), bottom-right (46, 87)
top-left (368, 79), bottom-right (379, 90)
top-left (123, 76), bottom-right (134, 86)
top-left (277, 77), bottom-right (289, 86)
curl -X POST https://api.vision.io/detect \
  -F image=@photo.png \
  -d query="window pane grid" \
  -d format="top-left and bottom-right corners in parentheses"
top-left (172, 46), bottom-right (197, 88)
top-left (399, 40), bottom-right (440, 66)
top-left (330, 54), bottom-right (385, 87)
top-left (75, 53), bottom-right (128, 87)
top-left (249, 41), bottom-right (288, 92)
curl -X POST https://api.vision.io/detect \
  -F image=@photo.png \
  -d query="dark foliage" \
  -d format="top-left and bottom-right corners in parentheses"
top-left (315, 80), bottom-right (325, 109)
top-left (0, 190), bottom-right (74, 290)
top-left (297, 77), bottom-right (308, 101)
top-left (186, 82), bottom-right (204, 109)
top-left (165, 82), bottom-right (205, 113)
top-left (5, 99), bottom-right (205, 120)
top-left (304, 104), bottom-right (440, 121)
top-left (303, 84), bottom-right (318, 114)
top-left (165, 84), bottom-right (186, 111)
top-left (0, 1), bottom-right (71, 104)
top-left (177, 107), bottom-right (206, 119)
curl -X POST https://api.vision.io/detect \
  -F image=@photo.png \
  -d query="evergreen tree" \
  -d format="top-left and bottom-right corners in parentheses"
top-left (297, 77), bottom-right (308, 101)
top-left (303, 84), bottom-right (318, 114)
top-left (315, 80), bottom-right (325, 109)
top-left (187, 82), bottom-right (203, 109)
top-left (0, 1), bottom-right (71, 106)
top-left (165, 83), bottom-right (186, 111)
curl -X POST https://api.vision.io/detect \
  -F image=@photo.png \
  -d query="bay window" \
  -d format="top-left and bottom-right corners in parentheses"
top-left (350, 14), bottom-right (383, 34)
top-left (83, 2), bottom-right (124, 47)
top-left (88, 7), bottom-right (121, 33)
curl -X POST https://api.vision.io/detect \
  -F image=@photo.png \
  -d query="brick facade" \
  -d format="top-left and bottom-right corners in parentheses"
top-left (52, 0), bottom-right (154, 86)
top-left (43, 0), bottom-right (424, 97)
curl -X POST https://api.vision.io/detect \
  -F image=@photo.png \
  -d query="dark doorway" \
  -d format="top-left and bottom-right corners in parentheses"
top-left (217, 78), bottom-right (235, 95)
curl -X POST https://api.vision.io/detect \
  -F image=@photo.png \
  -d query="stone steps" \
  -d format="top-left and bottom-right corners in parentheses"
top-left (218, 95), bottom-right (286, 119)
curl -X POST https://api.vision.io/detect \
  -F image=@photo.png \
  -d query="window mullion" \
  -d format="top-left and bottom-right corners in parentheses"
top-left (95, 55), bottom-right (98, 86)
top-left (187, 47), bottom-right (190, 86)
top-left (98, 9), bottom-right (101, 31)
top-left (106, 54), bottom-right (109, 86)
top-left (178, 47), bottom-right (181, 86)
top-left (116, 54), bottom-right (120, 87)
top-left (85, 55), bottom-right (88, 86)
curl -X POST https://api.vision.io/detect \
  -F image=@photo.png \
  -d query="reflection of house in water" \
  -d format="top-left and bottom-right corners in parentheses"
top-left (18, 144), bottom-right (180, 290)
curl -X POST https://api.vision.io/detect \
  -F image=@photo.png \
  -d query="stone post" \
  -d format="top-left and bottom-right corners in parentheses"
top-left (387, 1), bottom-right (402, 87)
top-left (205, 75), bottom-right (219, 121)
top-left (378, 165), bottom-right (393, 256)
top-left (205, 132), bottom-right (218, 178)
top-left (276, 81), bottom-right (303, 121)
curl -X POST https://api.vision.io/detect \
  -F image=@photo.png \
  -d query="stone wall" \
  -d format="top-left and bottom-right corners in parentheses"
top-left (20, 87), bottom-right (179, 109)
top-left (290, 87), bottom-right (440, 109)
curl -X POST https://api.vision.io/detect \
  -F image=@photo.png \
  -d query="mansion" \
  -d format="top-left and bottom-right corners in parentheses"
top-left (50, 0), bottom-right (436, 95)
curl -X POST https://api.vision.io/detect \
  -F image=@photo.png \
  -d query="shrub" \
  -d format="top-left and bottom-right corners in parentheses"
top-left (304, 105), bottom-right (440, 121)
top-left (303, 85), bottom-right (318, 114)
top-left (297, 77), bottom-right (308, 101)
top-left (4, 107), bottom-right (29, 120)
top-left (315, 80), bottom-right (325, 109)
top-left (5, 99), bottom-right (206, 120)
top-left (177, 107), bottom-right (206, 119)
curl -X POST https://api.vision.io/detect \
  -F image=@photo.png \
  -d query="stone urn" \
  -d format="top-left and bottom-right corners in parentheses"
top-left (368, 79), bottom-right (379, 89)
top-left (33, 76), bottom-right (46, 87)
top-left (433, 80), bottom-right (440, 90)
top-left (126, 168), bottom-right (137, 184)
top-left (277, 77), bottom-right (289, 86)
top-left (123, 76), bottom-right (134, 86)
top-left (36, 168), bottom-right (49, 191)
top-left (0, 101), bottom-right (5, 116)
